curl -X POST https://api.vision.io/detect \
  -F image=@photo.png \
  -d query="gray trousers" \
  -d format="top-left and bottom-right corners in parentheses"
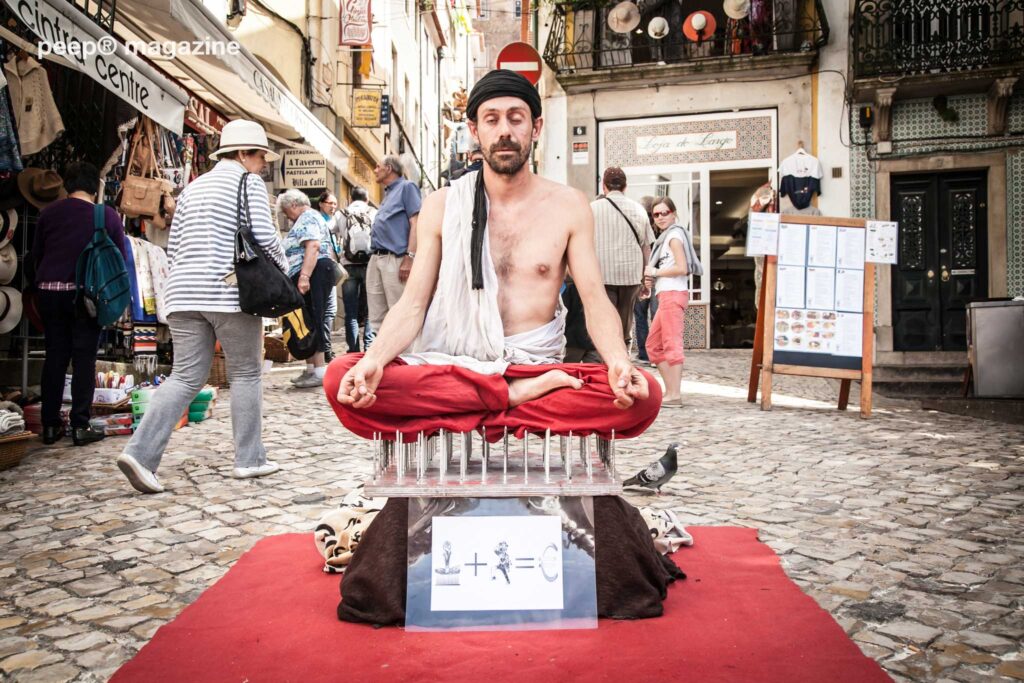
top-left (124, 311), bottom-right (267, 472)
top-left (366, 253), bottom-right (406, 334)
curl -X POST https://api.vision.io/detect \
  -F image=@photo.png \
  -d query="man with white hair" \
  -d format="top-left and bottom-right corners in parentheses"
top-left (367, 155), bottom-right (421, 334)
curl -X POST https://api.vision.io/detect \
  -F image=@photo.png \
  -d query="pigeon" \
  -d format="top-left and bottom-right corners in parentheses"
top-left (623, 443), bottom-right (678, 494)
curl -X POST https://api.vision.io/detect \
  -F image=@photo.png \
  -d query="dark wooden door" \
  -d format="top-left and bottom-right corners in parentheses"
top-left (891, 172), bottom-right (987, 351)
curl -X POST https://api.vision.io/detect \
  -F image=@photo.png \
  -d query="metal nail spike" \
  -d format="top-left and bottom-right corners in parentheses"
top-left (439, 428), bottom-right (447, 483)
top-left (396, 432), bottom-right (404, 479)
top-left (481, 427), bottom-right (488, 481)
top-left (523, 432), bottom-right (529, 482)
top-left (543, 428), bottom-right (551, 483)
top-left (586, 435), bottom-right (593, 480)
top-left (610, 428), bottom-right (617, 478)
top-left (371, 432), bottom-right (379, 481)
top-left (459, 432), bottom-right (469, 482)
top-left (566, 430), bottom-right (573, 480)
top-left (502, 427), bottom-right (509, 482)
top-left (416, 433), bottom-right (425, 482)
top-left (445, 431), bottom-right (454, 467)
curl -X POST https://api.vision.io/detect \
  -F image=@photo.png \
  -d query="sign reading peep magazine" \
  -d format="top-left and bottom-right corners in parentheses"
top-left (405, 497), bottom-right (597, 631)
top-left (6, 0), bottom-right (188, 133)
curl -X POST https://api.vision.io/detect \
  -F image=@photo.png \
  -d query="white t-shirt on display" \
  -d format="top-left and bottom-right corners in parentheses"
top-left (654, 231), bottom-right (690, 294)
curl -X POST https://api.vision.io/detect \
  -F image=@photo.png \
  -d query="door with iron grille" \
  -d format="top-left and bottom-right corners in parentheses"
top-left (891, 171), bottom-right (988, 351)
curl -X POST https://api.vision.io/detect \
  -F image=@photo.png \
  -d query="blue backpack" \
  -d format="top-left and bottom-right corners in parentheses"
top-left (76, 204), bottom-right (131, 326)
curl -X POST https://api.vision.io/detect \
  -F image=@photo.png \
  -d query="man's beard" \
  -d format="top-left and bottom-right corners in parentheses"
top-left (484, 138), bottom-right (530, 175)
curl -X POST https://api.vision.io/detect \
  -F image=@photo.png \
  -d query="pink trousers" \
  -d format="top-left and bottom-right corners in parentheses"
top-left (646, 290), bottom-right (689, 366)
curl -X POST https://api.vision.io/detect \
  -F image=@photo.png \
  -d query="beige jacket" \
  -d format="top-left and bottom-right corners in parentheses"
top-left (3, 56), bottom-right (64, 157)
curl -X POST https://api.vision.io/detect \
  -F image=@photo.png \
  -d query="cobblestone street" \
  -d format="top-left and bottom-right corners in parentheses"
top-left (0, 350), bottom-right (1021, 682)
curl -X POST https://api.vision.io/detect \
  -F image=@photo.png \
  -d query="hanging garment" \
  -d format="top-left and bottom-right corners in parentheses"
top-left (779, 150), bottom-right (824, 179)
top-left (0, 87), bottom-right (23, 173)
top-left (3, 55), bottom-right (64, 156)
top-left (144, 242), bottom-right (170, 324)
top-left (779, 174), bottom-right (822, 210)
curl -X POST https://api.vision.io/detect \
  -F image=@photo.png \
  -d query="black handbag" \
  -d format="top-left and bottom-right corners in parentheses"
top-left (234, 173), bottom-right (304, 317)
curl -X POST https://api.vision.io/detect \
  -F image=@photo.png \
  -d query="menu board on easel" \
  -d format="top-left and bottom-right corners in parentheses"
top-left (747, 215), bottom-right (877, 418)
top-left (772, 222), bottom-right (866, 371)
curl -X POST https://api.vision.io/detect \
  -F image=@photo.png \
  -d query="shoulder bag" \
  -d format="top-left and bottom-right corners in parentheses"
top-left (234, 172), bottom-right (304, 317)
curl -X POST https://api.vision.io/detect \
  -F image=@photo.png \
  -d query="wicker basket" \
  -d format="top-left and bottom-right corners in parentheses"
top-left (0, 431), bottom-right (34, 471)
top-left (264, 336), bottom-right (291, 363)
top-left (208, 352), bottom-right (229, 388)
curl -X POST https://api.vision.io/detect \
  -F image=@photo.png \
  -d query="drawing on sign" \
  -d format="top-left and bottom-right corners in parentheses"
top-left (434, 541), bottom-right (461, 586)
top-left (492, 541), bottom-right (511, 584)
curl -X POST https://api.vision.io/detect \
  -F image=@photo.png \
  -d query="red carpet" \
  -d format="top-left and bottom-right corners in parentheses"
top-left (112, 528), bottom-right (890, 682)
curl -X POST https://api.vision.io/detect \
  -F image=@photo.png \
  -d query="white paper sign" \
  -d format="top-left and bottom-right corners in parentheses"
top-left (806, 266), bottom-right (836, 311)
top-left (866, 221), bottom-right (899, 264)
top-left (835, 268), bottom-right (864, 313)
top-left (776, 265), bottom-right (806, 309)
top-left (807, 225), bottom-right (837, 267)
top-left (834, 312), bottom-right (864, 357)
top-left (836, 227), bottom-right (866, 270)
top-left (746, 212), bottom-right (780, 256)
top-left (430, 515), bottom-right (563, 612)
top-left (778, 223), bottom-right (808, 266)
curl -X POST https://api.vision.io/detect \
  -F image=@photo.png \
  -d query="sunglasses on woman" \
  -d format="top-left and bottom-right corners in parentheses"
top-left (652, 210), bottom-right (672, 218)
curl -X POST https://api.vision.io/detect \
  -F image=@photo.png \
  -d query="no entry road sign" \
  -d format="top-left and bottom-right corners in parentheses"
top-left (496, 42), bottom-right (542, 85)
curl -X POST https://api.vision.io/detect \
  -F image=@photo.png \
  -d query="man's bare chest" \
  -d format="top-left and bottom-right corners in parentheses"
top-left (487, 210), bottom-right (567, 282)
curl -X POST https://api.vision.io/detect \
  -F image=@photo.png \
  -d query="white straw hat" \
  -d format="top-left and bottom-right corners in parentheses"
top-left (0, 244), bottom-right (16, 285)
top-left (0, 286), bottom-right (22, 335)
top-left (210, 120), bottom-right (280, 162)
top-left (723, 0), bottom-right (751, 20)
top-left (648, 17), bottom-right (669, 39)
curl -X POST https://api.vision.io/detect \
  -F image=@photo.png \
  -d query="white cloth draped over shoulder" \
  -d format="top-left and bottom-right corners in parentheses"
top-left (399, 171), bottom-right (566, 375)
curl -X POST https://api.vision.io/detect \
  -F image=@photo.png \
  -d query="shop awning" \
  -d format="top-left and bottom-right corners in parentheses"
top-left (2, 0), bottom-right (189, 133)
top-left (114, 0), bottom-right (349, 171)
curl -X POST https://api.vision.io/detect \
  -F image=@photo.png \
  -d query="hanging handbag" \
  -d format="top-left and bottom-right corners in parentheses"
top-left (233, 172), bottom-right (304, 317)
top-left (120, 119), bottom-right (166, 218)
top-left (280, 305), bottom-right (318, 360)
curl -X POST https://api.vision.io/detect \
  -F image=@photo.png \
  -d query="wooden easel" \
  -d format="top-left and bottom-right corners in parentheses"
top-left (747, 216), bottom-right (875, 418)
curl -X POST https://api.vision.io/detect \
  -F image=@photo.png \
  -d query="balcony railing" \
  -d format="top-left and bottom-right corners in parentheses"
top-left (853, 0), bottom-right (1024, 79)
top-left (543, 0), bottom-right (828, 75)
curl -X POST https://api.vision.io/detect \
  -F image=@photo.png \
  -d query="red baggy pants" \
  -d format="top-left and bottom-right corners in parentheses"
top-left (323, 353), bottom-right (662, 440)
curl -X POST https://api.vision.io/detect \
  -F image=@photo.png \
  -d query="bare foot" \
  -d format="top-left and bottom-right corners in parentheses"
top-left (507, 370), bottom-right (583, 407)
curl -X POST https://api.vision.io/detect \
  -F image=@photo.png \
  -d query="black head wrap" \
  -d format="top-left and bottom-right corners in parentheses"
top-left (466, 69), bottom-right (542, 121)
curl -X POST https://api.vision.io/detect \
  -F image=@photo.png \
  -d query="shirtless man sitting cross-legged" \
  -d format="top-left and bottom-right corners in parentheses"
top-left (324, 70), bottom-right (662, 440)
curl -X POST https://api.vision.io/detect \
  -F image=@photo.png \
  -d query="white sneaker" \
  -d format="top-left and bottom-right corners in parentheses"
top-left (293, 373), bottom-right (323, 389)
top-left (290, 369), bottom-right (313, 384)
top-left (232, 460), bottom-right (280, 479)
top-left (116, 453), bottom-right (165, 494)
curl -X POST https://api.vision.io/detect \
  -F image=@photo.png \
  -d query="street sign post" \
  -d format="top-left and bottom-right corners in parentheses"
top-left (496, 41), bottom-right (542, 85)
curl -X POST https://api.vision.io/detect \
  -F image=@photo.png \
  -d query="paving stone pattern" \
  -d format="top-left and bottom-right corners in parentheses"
top-left (0, 350), bottom-right (1022, 682)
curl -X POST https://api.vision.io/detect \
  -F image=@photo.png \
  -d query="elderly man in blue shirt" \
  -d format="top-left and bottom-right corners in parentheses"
top-left (367, 155), bottom-right (422, 334)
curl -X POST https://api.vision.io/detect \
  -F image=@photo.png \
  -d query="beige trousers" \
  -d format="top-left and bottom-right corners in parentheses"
top-left (366, 254), bottom-right (406, 333)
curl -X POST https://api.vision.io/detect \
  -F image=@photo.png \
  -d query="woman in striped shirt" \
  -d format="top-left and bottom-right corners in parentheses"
top-left (116, 120), bottom-right (287, 495)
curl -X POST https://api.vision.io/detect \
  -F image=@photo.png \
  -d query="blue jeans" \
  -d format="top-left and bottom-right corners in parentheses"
top-left (342, 264), bottom-right (374, 352)
top-left (633, 295), bottom-right (659, 361)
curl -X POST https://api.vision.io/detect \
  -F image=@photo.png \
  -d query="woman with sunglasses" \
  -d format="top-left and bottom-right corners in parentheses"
top-left (644, 198), bottom-right (691, 407)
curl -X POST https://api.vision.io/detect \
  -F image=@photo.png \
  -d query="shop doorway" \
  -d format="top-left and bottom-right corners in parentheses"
top-left (707, 168), bottom-right (770, 348)
top-left (890, 171), bottom-right (988, 352)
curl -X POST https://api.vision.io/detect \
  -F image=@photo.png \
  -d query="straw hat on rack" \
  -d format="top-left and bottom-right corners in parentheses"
top-left (0, 209), bottom-right (16, 249)
top-left (0, 286), bottom-right (22, 335)
top-left (0, 244), bottom-right (16, 285)
top-left (647, 17), bottom-right (670, 39)
top-left (607, 1), bottom-right (641, 33)
top-left (723, 0), bottom-right (751, 20)
top-left (17, 168), bottom-right (66, 210)
top-left (683, 11), bottom-right (717, 41)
